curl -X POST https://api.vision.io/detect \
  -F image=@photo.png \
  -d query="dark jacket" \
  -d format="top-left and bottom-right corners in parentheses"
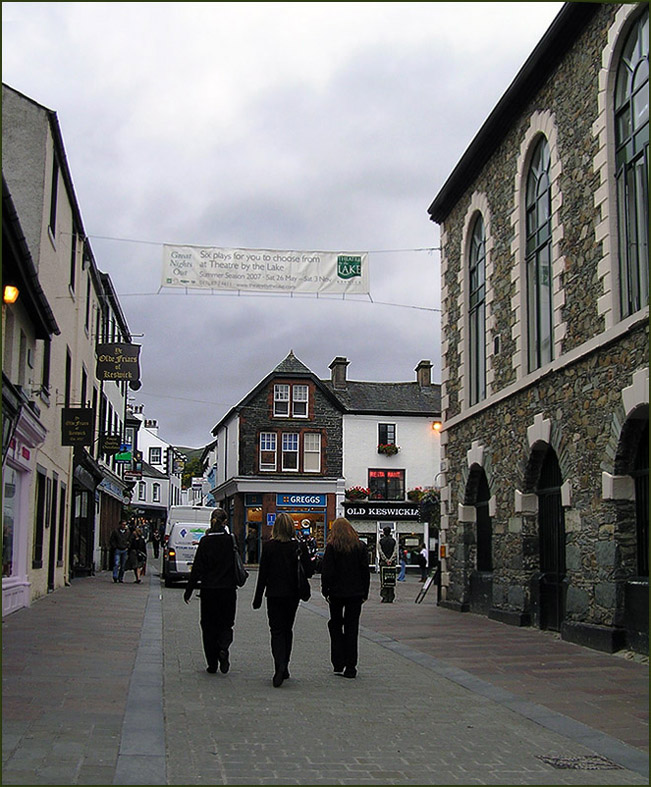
top-left (109, 526), bottom-right (130, 550)
top-left (320, 543), bottom-right (370, 600)
top-left (253, 539), bottom-right (313, 606)
top-left (186, 530), bottom-right (237, 592)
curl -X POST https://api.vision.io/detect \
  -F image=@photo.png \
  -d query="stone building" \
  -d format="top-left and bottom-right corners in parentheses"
top-left (427, 3), bottom-right (648, 653)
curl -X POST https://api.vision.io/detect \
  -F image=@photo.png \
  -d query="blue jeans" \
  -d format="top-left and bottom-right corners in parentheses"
top-left (113, 548), bottom-right (128, 581)
top-left (397, 560), bottom-right (406, 581)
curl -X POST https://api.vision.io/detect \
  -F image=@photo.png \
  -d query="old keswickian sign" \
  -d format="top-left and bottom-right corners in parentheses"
top-left (61, 408), bottom-right (94, 446)
top-left (95, 343), bottom-right (141, 382)
top-left (343, 501), bottom-right (421, 521)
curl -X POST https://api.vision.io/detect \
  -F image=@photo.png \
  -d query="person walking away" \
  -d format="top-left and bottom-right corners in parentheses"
top-left (110, 521), bottom-right (130, 583)
top-left (377, 525), bottom-right (397, 603)
top-left (252, 512), bottom-right (314, 687)
top-left (183, 508), bottom-right (239, 674)
top-left (128, 526), bottom-right (147, 583)
top-left (151, 525), bottom-right (161, 559)
top-left (397, 546), bottom-right (408, 582)
top-left (320, 517), bottom-right (370, 679)
top-left (418, 542), bottom-right (429, 582)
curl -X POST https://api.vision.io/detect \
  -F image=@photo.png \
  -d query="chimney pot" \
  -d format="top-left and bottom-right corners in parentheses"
top-left (329, 356), bottom-right (349, 389)
top-left (416, 360), bottom-right (432, 387)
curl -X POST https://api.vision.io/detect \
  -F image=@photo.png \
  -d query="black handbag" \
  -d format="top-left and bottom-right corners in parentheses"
top-left (296, 544), bottom-right (311, 601)
top-left (232, 535), bottom-right (249, 587)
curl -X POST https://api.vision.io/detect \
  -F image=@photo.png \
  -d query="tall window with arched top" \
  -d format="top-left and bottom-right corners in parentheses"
top-left (525, 136), bottom-right (553, 372)
top-left (615, 9), bottom-right (649, 318)
top-left (468, 214), bottom-right (486, 405)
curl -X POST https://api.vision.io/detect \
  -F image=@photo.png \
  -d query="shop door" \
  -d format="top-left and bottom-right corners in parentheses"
top-left (537, 448), bottom-right (565, 631)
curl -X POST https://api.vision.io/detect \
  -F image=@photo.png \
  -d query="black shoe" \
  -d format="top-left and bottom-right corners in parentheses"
top-left (206, 665), bottom-right (217, 674)
top-left (218, 650), bottom-right (230, 674)
top-left (283, 667), bottom-right (290, 680)
top-left (113, 577), bottom-right (118, 583)
top-left (333, 665), bottom-right (344, 674)
top-left (272, 669), bottom-right (285, 687)
top-left (343, 667), bottom-right (357, 679)
top-left (118, 579), bottom-right (124, 583)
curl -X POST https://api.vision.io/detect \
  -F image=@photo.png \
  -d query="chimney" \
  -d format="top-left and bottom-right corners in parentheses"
top-left (329, 356), bottom-right (349, 389)
top-left (416, 360), bottom-right (432, 387)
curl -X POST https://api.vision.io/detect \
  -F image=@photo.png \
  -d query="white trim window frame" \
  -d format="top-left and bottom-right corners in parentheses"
top-left (281, 432), bottom-right (299, 471)
top-left (292, 384), bottom-right (309, 418)
top-left (259, 432), bottom-right (277, 471)
top-left (273, 384), bottom-right (290, 417)
top-left (149, 446), bottom-right (162, 465)
top-left (303, 432), bottom-right (321, 473)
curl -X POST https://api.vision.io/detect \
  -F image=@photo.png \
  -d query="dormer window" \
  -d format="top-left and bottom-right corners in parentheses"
top-left (274, 383), bottom-right (309, 418)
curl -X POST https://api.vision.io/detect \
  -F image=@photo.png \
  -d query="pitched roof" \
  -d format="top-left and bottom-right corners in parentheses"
top-left (322, 380), bottom-right (440, 416)
top-left (272, 350), bottom-right (314, 376)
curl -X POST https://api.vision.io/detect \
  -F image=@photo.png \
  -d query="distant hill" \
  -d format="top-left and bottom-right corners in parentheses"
top-left (174, 446), bottom-right (204, 464)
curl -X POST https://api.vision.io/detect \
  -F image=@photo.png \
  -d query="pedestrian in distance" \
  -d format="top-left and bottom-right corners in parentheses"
top-left (128, 525), bottom-right (147, 583)
top-left (377, 525), bottom-right (397, 603)
top-left (418, 542), bottom-right (429, 582)
top-left (320, 517), bottom-right (370, 679)
top-left (151, 525), bottom-right (161, 559)
top-left (183, 508), bottom-right (239, 675)
top-left (397, 546), bottom-right (408, 582)
top-left (109, 520), bottom-right (130, 583)
top-left (252, 512), bottom-right (314, 687)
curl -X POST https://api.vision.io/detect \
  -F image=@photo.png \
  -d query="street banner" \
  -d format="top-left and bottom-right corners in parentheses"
top-left (162, 245), bottom-right (370, 295)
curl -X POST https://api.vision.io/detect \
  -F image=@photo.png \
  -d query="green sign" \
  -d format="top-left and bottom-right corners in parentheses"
top-left (337, 255), bottom-right (362, 279)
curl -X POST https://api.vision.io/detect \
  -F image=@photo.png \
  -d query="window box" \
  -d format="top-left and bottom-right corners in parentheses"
top-left (377, 443), bottom-right (400, 456)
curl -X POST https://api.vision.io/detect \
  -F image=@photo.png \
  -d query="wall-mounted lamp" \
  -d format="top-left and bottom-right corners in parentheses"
top-left (3, 285), bottom-right (19, 304)
top-left (432, 420), bottom-right (442, 432)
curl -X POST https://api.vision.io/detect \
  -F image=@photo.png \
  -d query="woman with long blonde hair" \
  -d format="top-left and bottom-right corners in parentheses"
top-left (252, 512), bottom-right (314, 687)
top-left (320, 517), bottom-right (370, 678)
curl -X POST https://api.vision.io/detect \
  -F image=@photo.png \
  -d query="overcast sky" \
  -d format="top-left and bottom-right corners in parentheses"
top-left (3, 1), bottom-right (564, 448)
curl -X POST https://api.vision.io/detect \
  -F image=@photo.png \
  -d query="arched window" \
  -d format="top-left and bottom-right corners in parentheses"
top-left (525, 136), bottom-right (553, 371)
top-left (468, 214), bottom-right (486, 405)
top-left (615, 10), bottom-right (649, 318)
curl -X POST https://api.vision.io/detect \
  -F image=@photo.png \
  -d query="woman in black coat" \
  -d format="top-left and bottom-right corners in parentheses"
top-left (183, 508), bottom-right (238, 674)
top-left (252, 512), bottom-right (313, 687)
top-left (320, 517), bottom-right (370, 679)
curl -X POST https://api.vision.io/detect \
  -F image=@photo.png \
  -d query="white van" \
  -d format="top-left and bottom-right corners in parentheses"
top-left (162, 522), bottom-right (211, 587)
top-left (161, 506), bottom-right (215, 587)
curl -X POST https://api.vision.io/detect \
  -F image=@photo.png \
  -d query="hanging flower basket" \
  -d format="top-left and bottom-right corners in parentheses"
top-left (345, 486), bottom-right (370, 501)
top-left (407, 487), bottom-right (425, 502)
top-left (377, 443), bottom-right (399, 456)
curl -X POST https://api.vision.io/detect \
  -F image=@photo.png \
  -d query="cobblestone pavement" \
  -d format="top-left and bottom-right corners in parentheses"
top-left (2, 558), bottom-right (648, 785)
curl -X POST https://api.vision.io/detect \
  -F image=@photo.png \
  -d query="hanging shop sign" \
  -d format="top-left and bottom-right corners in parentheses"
top-left (61, 408), bottom-right (94, 447)
top-left (101, 433), bottom-right (123, 455)
top-left (162, 245), bottom-right (369, 295)
top-left (343, 501), bottom-right (420, 521)
top-left (95, 343), bottom-right (141, 382)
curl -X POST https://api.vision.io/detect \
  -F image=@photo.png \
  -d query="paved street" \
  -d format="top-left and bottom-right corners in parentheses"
top-left (2, 553), bottom-right (648, 785)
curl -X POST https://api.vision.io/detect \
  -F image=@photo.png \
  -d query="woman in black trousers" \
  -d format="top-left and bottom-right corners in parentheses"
top-left (184, 508), bottom-right (238, 674)
top-left (252, 512), bottom-right (313, 687)
top-left (320, 517), bottom-right (370, 679)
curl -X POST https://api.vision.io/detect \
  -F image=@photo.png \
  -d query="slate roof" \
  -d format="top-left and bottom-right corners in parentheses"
top-left (272, 350), bottom-right (314, 376)
top-left (322, 380), bottom-right (440, 416)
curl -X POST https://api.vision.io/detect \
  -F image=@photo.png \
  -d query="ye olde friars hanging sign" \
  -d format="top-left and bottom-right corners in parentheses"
top-left (95, 343), bottom-right (141, 382)
top-left (61, 408), bottom-right (94, 446)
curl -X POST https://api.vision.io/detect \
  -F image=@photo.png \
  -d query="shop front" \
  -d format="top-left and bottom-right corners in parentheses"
top-left (239, 490), bottom-right (336, 563)
top-left (343, 501), bottom-right (426, 569)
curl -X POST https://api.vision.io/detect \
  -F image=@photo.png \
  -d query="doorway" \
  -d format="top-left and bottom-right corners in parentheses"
top-left (537, 447), bottom-right (565, 631)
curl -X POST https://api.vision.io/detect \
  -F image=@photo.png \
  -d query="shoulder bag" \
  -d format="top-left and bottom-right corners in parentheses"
top-left (296, 543), bottom-right (311, 601)
top-left (231, 534), bottom-right (249, 587)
